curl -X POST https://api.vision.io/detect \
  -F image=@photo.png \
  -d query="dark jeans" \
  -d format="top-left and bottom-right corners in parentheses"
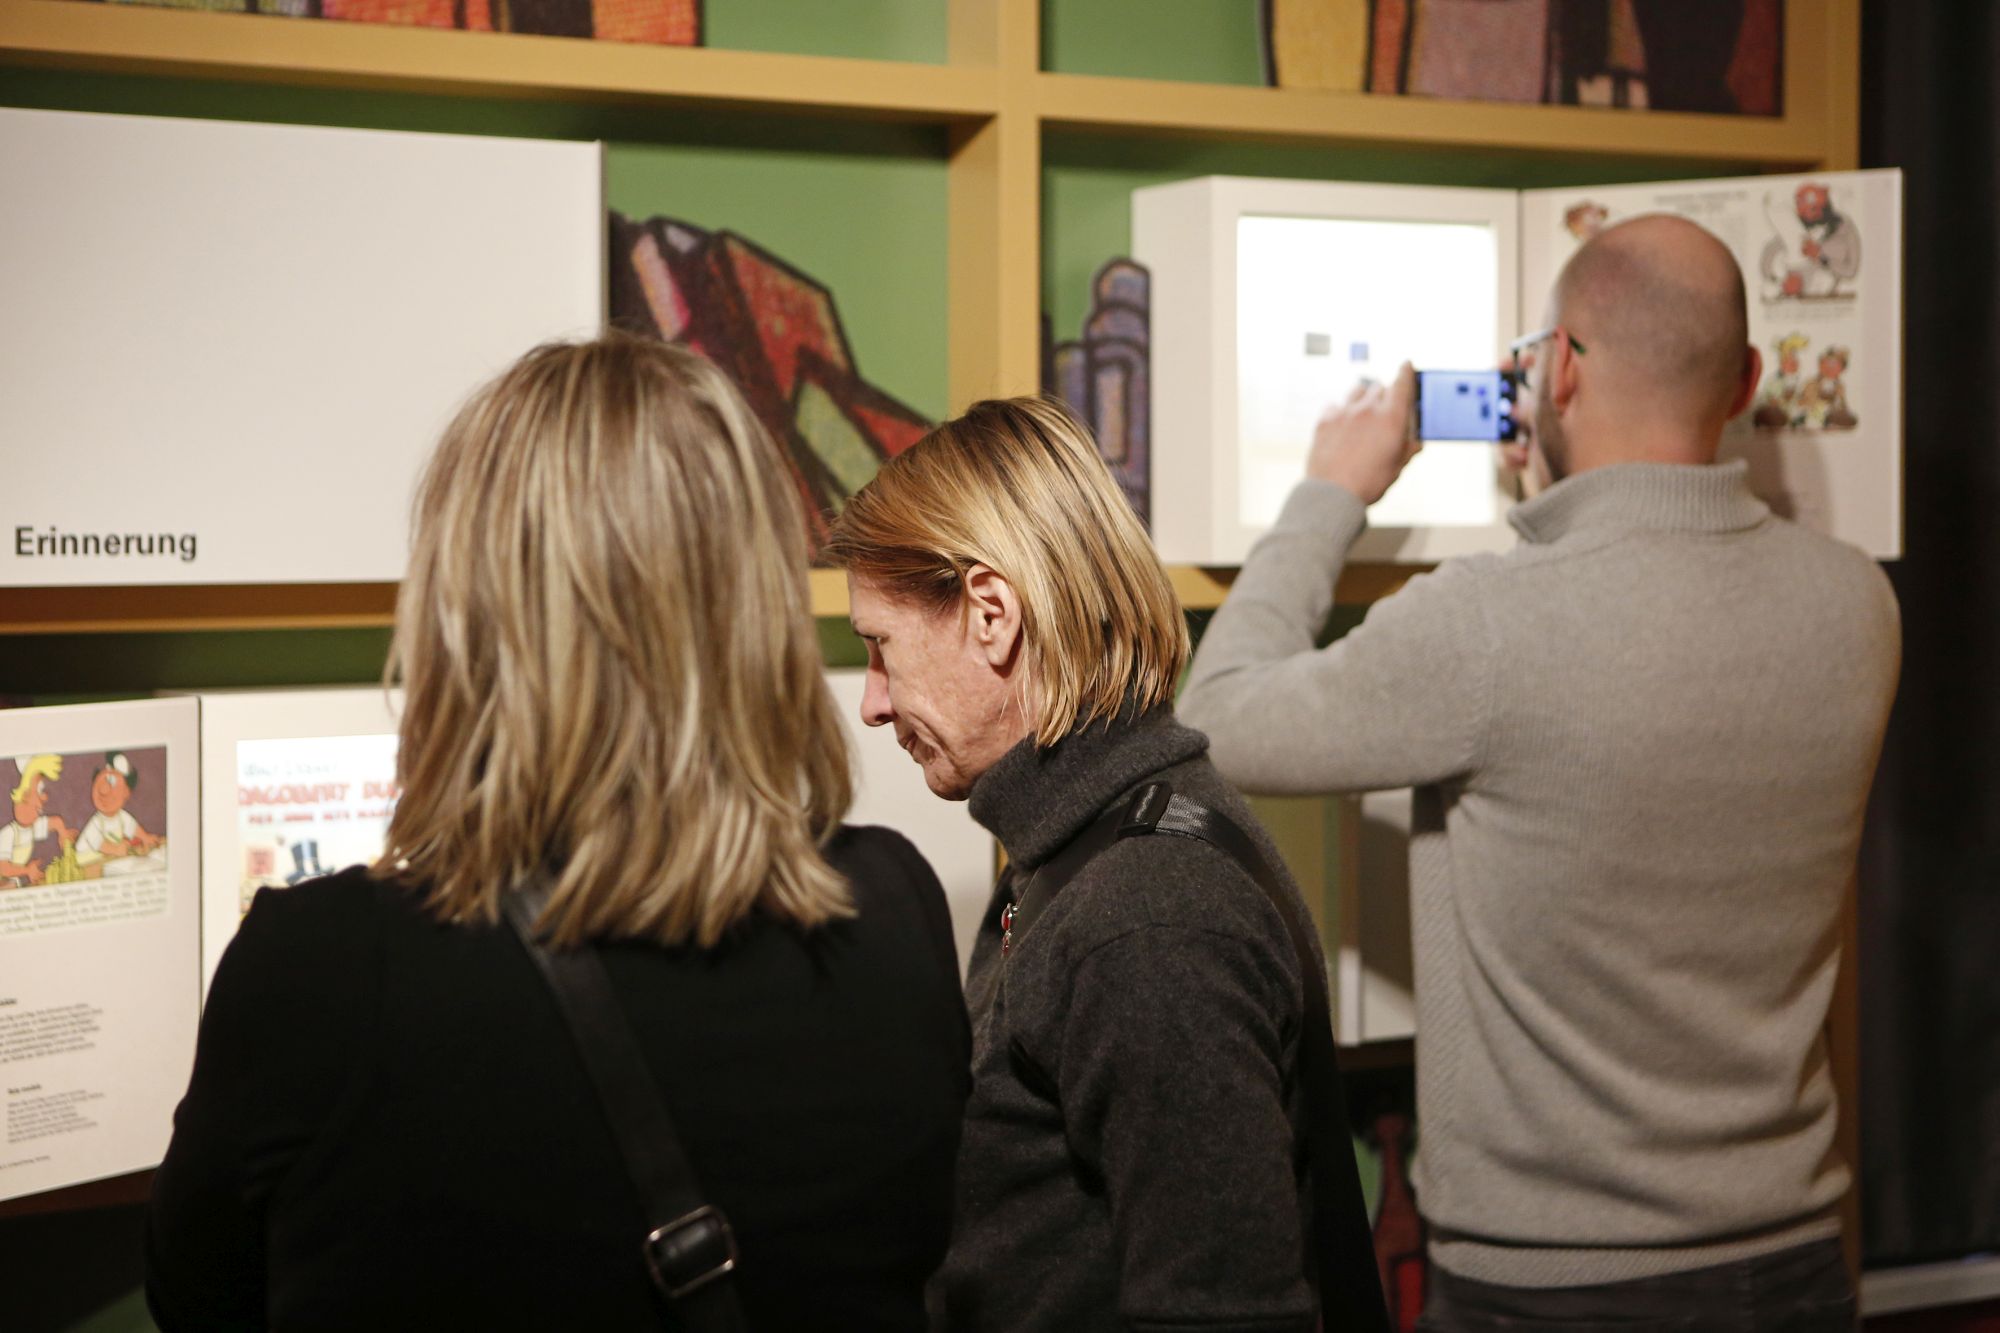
top-left (1416, 1238), bottom-right (1856, 1332)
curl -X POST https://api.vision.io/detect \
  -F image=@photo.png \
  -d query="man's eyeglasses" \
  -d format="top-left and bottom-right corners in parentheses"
top-left (1506, 328), bottom-right (1587, 390)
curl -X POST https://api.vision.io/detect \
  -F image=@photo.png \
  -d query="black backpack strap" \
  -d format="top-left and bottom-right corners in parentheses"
top-left (502, 879), bottom-right (749, 1333)
top-left (1014, 782), bottom-right (1392, 1333)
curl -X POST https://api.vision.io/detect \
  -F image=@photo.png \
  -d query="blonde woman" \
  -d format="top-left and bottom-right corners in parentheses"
top-left (147, 336), bottom-right (971, 1332)
top-left (824, 398), bottom-right (1385, 1332)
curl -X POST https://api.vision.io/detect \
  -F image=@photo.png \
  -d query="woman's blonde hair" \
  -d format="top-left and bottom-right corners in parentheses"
top-left (824, 396), bottom-right (1188, 746)
top-left (380, 334), bottom-right (853, 948)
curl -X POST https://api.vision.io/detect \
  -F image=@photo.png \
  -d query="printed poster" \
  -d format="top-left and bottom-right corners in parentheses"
top-left (0, 698), bottom-right (200, 1203)
top-left (1522, 169), bottom-right (1903, 558)
top-left (196, 691), bottom-right (403, 988)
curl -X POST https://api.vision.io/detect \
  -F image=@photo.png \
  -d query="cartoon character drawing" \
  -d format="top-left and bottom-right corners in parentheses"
top-left (74, 751), bottom-right (164, 867)
top-left (1761, 182), bottom-right (1861, 301)
top-left (1752, 332), bottom-right (1811, 429)
top-left (1799, 346), bottom-right (1858, 430)
top-left (1564, 201), bottom-right (1610, 243)
top-left (1, 754), bottom-right (77, 887)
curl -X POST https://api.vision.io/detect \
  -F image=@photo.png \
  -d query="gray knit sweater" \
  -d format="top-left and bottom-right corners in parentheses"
top-left (933, 712), bottom-right (1327, 1331)
top-left (1180, 462), bottom-right (1900, 1288)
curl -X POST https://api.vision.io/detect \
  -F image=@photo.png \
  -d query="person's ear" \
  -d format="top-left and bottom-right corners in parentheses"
top-left (1726, 344), bottom-right (1764, 421)
top-left (962, 564), bottom-right (1023, 671)
top-left (1548, 327), bottom-right (1582, 413)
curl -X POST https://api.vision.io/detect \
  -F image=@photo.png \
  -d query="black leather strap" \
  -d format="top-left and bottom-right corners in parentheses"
top-left (1013, 783), bottom-right (1392, 1333)
top-left (503, 879), bottom-right (748, 1332)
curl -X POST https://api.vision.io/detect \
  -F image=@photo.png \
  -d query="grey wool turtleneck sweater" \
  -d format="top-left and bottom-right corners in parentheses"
top-left (933, 711), bottom-right (1345, 1331)
top-left (1180, 462), bottom-right (1900, 1288)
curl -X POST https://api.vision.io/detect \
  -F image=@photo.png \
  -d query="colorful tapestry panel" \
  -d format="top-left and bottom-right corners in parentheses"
top-left (1267, 0), bottom-right (1781, 116)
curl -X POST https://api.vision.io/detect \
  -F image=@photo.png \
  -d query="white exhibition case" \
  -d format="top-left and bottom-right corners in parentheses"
top-left (1137, 177), bottom-right (1522, 566)
top-left (0, 107), bottom-right (604, 588)
top-left (0, 698), bottom-right (201, 1203)
top-left (1136, 170), bottom-right (1903, 565)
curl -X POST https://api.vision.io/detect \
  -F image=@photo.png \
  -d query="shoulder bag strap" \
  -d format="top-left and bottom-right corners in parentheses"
top-left (502, 879), bottom-right (749, 1333)
top-left (1018, 783), bottom-right (1392, 1333)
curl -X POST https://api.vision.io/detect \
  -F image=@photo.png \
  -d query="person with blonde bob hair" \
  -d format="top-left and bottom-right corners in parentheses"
top-left (825, 397), bottom-right (1384, 1332)
top-left (148, 334), bottom-right (971, 1333)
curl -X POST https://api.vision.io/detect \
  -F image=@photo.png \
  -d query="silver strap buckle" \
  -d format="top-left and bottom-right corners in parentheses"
top-left (643, 1205), bottom-right (739, 1300)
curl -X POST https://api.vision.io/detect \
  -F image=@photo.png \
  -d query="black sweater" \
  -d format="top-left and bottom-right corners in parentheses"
top-left (147, 826), bottom-right (971, 1333)
top-left (934, 711), bottom-right (1339, 1332)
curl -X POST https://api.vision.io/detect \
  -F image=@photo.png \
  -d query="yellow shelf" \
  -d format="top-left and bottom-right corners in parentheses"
top-left (0, 583), bottom-right (400, 635)
top-left (0, 0), bottom-right (999, 123)
top-left (1036, 71), bottom-right (1827, 168)
top-left (0, 565), bottom-right (1427, 633)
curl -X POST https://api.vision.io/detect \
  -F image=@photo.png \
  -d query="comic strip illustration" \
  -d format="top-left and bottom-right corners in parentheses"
top-left (1761, 182), bottom-right (1862, 303)
top-left (1754, 334), bottom-right (1858, 432)
top-left (2, 749), bottom-right (168, 890)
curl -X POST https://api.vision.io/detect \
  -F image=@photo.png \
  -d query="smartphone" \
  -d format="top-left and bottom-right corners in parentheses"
top-left (1416, 369), bottom-right (1519, 443)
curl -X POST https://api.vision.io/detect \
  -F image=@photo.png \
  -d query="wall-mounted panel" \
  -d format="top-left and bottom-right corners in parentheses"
top-left (0, 108), bottom-right (603, 587)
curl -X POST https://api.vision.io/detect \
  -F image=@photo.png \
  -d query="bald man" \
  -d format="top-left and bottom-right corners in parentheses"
top-left (1181, 215), bottom-right (1899, 1330)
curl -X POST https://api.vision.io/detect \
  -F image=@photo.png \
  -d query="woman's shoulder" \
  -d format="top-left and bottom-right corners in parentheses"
top-left (824, 823), bottom-right (950, 912)
top-left (216, 867), bottom-right (408, 1007)
top-left (823, 824), bottom-right (961, 977)
top-left (235, 865), bottom-right (410, 950)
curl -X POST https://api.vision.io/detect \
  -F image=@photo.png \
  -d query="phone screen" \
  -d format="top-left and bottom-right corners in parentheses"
top-left (1417, 370), bottom-right (1517, 443)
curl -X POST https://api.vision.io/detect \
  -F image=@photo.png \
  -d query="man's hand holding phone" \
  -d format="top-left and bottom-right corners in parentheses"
top-left (1500, 347), bottom-right (1535, 478)
top-left (1306, 361), bottom-right (1421, 506)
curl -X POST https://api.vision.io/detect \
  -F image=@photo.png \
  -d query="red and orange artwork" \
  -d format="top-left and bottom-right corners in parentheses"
top-left (609, 212), bottom-right (931, 558)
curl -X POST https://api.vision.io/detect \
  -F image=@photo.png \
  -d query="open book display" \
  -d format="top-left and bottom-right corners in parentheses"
top-left (1137, 171), bottom-right (1902, 565)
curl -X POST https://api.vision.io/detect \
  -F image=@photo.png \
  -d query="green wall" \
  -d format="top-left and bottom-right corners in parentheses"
top-left (1042, 0), bottom-right (1266, 84)
top-left (706, 0), bottom-right (945, 63)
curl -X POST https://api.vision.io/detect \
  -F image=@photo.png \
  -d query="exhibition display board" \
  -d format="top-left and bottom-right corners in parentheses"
top-left (192, 689), bottom-right (404, 989)
top-left (826, 669), bottom-right (996, 972)
top-left (1138, 169), bottom-right (1903, 565)
top-left (0, 699), bottom-right (200, 1205)
top-left (0, 678), bottom-right (992, 1198)
top-left (0, 107), bottom-right (604, 589)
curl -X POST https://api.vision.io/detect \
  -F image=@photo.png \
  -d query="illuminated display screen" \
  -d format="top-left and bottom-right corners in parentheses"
top-left (1237, 215), bottom-right (1502, 529)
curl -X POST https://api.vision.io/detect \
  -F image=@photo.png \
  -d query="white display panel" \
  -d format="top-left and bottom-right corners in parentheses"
top-left (193, 690), bottom-right (403, 989)
top-left (1, 108), bottom-right (603, 587)
top-left (1522, 170), bottom-right (1903, 558)
top-left (0, 698), bottom-right (200, 1203)
top-left (826, 670), bottom-right (996, 973)
top-left (1335, 790), bottom-right (1417, 1046)
top-left (1236, 215), bottom-right (1503, 533)
top-left (1136, 176), bottom-right (1521, 565)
